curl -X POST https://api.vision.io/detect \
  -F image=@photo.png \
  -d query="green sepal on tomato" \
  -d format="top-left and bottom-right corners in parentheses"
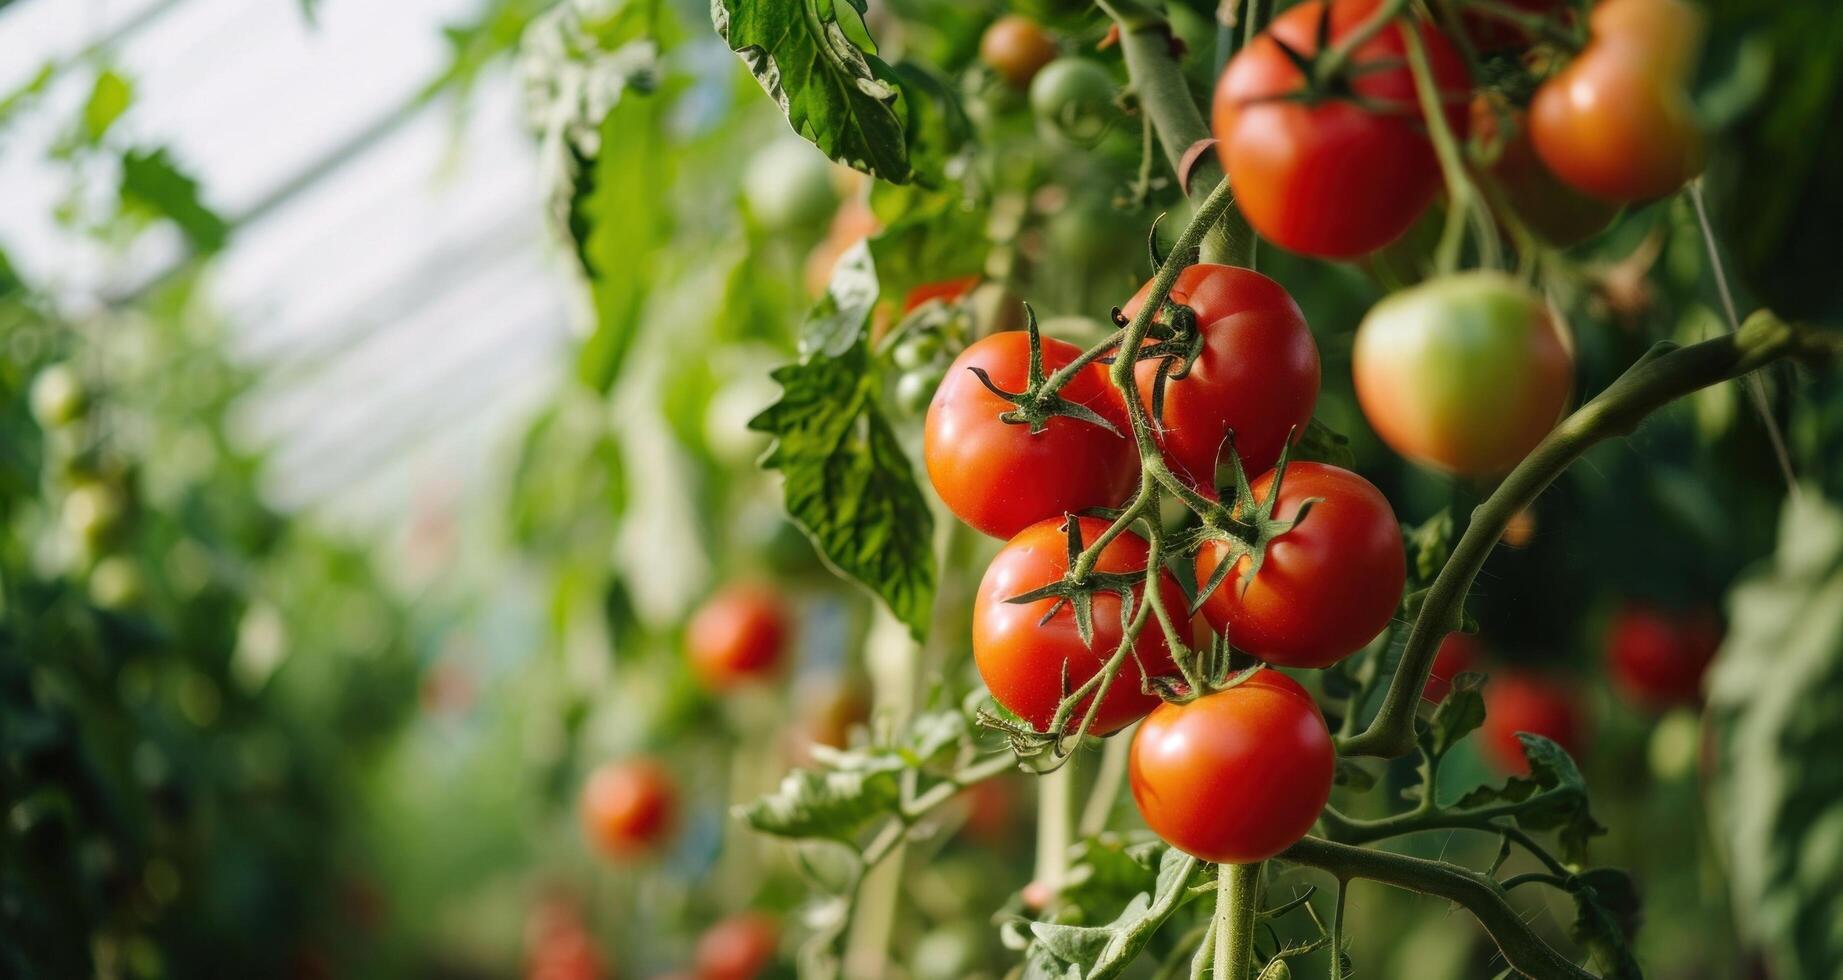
top-left (1212, 0), bottom-right (1472, 258)
top-left (973, 517), bottom-right (1184, 736)
top-left (1353, 271), bottom-right (1574, 477)
top-left (1194, 462), bottom-right (1405, 669)
top-left (924, 331), bottom-right (1137, 539)
top-left (1128, 669), bottom-right (1335, 864)
top-left (1120, 264), bottom-right (1320, 492)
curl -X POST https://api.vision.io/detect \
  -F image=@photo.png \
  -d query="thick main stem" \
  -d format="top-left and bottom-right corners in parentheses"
top-left (1035, 760), bottom-right (1075, 896)
top-left (1098, 0), bottom-right (1254, 267)
top-left (1213, 862), bottom-right (1261, 980)
top-left (1340, 310), bottom-right (1824, 758)
top-left (1280, 837), bottom-right (1596, 980)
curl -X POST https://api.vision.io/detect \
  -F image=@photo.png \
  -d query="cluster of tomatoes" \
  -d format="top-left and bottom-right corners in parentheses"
top-left (923, 259), bottom-right (1410, 864)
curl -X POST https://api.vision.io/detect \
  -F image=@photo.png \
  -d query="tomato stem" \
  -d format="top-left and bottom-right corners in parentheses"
top-left (1312, 0), bottom-right (1413, 87)
top-left (1213, 861), bottom-right (1262, 980)
top-left (1339, 310), bottom-right (1838, 759)
top-left (1399, 24), bottom-right (1498, 276)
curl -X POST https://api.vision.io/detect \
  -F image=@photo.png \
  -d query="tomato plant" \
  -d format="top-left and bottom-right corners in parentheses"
top-left (924, 331), bottom-right (1137, 539)
top-left (1424, 631), bottom-right (1481, 703)
top-left (1120, 263), bottom-right (1320, 490)
top-left (1212, 0), bottom-right (1471, 257)
top-left (1195, 462), bottom-right (1405, 669)
top-left (973, 516), bottom-right (1183, 735)
top-left (1128, 670), bottom-right (1334, 864)
top-left (1353, 271), bottom-right (1574, 476)
top-left (686, 584), bottom-right (791, 690)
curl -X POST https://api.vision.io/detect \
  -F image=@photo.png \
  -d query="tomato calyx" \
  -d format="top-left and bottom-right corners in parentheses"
top-left (1250, 3), bottom-right (1415, 114)
top-left (964, 305), bottom-right (1124, 436)
top-left (999, 515), bottom-right (1148, 650)
top-left (1177, 433), bottom-right (1321, 613)
top-left (1145, 660), bottom-right (1265, 706)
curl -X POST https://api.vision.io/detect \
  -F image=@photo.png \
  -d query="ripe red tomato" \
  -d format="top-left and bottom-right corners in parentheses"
top-left (1471, 97), bottom-right (1619, 247)
top-left (1212, 0), bottom-right (1471, 257)
top-left (979, 15), bottom-right (1059, 89)
top-left (1119, 264), bottom-right (1320, 491)
top-left (1195, 463), bottom-right (1404, 669)
top-left (973, 516), bottom-right (1185, 735)
top-left (687, 584), bottom-right (791, 690)
top-left (1423, 632), bottom-right (1482, 703)
top-left (903, 276), bottom-right (979, 313)
top-left (1605, 603), bottom-right (1721, 709)
top-left (1479, 672), bottom-right (1585, 775)
top-left (694, 912), bottom-right (778, 980)
top-left (925, 332), bottom-right (1138, 539)
top-left (580, 758), bottom-right (676, 858)
top-left (1353, 271), bottom-right (1574, 476)
top-left (1129, 670), bottom-right (1334, 863)
top-left (1529, 0), bottom-right (1703, 202)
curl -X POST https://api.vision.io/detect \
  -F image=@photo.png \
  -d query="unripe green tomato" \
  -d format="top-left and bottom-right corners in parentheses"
top-left (895, 367), bottom-right (945, 416)
top-left (1353, 272), bottom-right (1574, 476)
top-left (1029, 58), bottom-right (1116, 144)
top-left (743, 136), bottom-right (840, 232)
top-left (63, 481), bottom-right (125, 548)
top-left (891, 331), bottom-right (944, 371)
top-left (1046, 197), bottom-right (1136, 271)
top-left (30, 364), bottom-right (87, 428)
top-left (89, 555), bottom-right (145, 609)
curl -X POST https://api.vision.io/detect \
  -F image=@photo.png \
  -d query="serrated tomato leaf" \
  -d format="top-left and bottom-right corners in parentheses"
top-left (713, 0), bottom-right (913, 183)
top-left (1452, 733), bottom-right (1604, 865)
top-left (750, 340), bottom-right (935, 640)
top-left (1024, 845), bottom-right (1205, 980)
top-left (118, 147), bottom-right (228, 253)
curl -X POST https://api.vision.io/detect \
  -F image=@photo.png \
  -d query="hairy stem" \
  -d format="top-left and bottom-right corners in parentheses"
top-left (1079, 725), bottom-right (1135, 835)
top-left (1280, 837), bottom-right (1596, 980)
top-left (1340, 310), bottom-right (1834, 758)
top-left (1213, 862), bottom-right (1262, 980)
top-left (1036, 761), bottom-right (1075, 895)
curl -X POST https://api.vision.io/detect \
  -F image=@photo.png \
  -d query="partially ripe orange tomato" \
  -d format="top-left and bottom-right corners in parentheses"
top-left (1353, 272), bottom-right (1573, 476)
top-left (979, 15), bottom-right (1059, 89)
top-left (580, 758), bottom-right (676, 858)
top-left (1529, 0), bottom-right (1704, 202)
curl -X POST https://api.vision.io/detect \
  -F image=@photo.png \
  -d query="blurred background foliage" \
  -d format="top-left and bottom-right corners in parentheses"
top-left (2, 0), bottom-right (1841, 978)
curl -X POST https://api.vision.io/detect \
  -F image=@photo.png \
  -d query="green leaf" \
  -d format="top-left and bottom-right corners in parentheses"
top-left (742, 762), bottom-right (905, 841)
top-left (1402, 509), bottom-right (1455, 594)
top-left (1024, 845), bottom-right (1206, 980)
top-left (887, 60), bottom-right (970, 187)
top-left (802, 242), bottom-right (881, 358)
top-left (750, 341), bottom-right (935, 640)
top-left (118, 148), bottom-right (228, 252)
top-left (1567, 867), bottom-right (1643, 980)
top-left (0, 62), bottom-right (55, 130)
top-left (866, 182), bottom-right (988, 307)
top-left (712, 0), bottom-right (914, 183)
top-left (1453, 733), bottom-right (1605, 866)
top-left (1710, 487), bottom-right (1843, 979)
top-left (81, 70), bottom-right (133, 143)
top-left (1421, 672), bottom-right (1486, 761)
top-left (574, 85), bottom-right (673, 393)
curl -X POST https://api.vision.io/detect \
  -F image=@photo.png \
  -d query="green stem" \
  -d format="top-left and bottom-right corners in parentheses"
top-left (1035, 760), bottom-right (1075, 896)
top-left (1329, 879), bottom-right (1348, 980)
top-left (1340, 310), bottom-right (1834, 759)
top-left (1214, 862), bottom-right (1261, 980)
top-left (1280, 837), bottom-right (1596, 980)
top-left (1079, 722), bottom-right (1135, 835)
top-left (1313, 0), bottom-right (1412, 85)
top-left (1097, 0), bottom-right (1253, 267)
top-left (1400, 24), bottom-right (1496, 275)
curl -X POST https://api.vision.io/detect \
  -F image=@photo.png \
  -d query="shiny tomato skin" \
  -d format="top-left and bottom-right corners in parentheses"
top-left (1120, 265), bottom-right (1320, 491)
top-left (925, 332), bottom-right (1138, 539)
top-left (1129, 670), bottom-right (1334, 863)
top-left (1353, 271), bottom-right (1574, 476)
top-left (1529, 0), bottom-right (1703, 202)
top-left (694, 912), bottom-right (779, 980)
top-left (1424, 632), bottom-right (1482, 703)
top-left (1480, 672), bottom-right (1585, 775)
top-left (973, 517), bottom-right (1185, 735)
top-left (687, 584), bottom-right (791, 690)
top-left (580, 758), bottom-right (676, 858)
top-left (1212, 0), bottom-right (1471, 258)
top-left (1195, 463), bottom-right (1405, 669)
top-left (1605, 603), bottom-right (1721, 709)
top-left (980, 15), bottom-right (1059, 89)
